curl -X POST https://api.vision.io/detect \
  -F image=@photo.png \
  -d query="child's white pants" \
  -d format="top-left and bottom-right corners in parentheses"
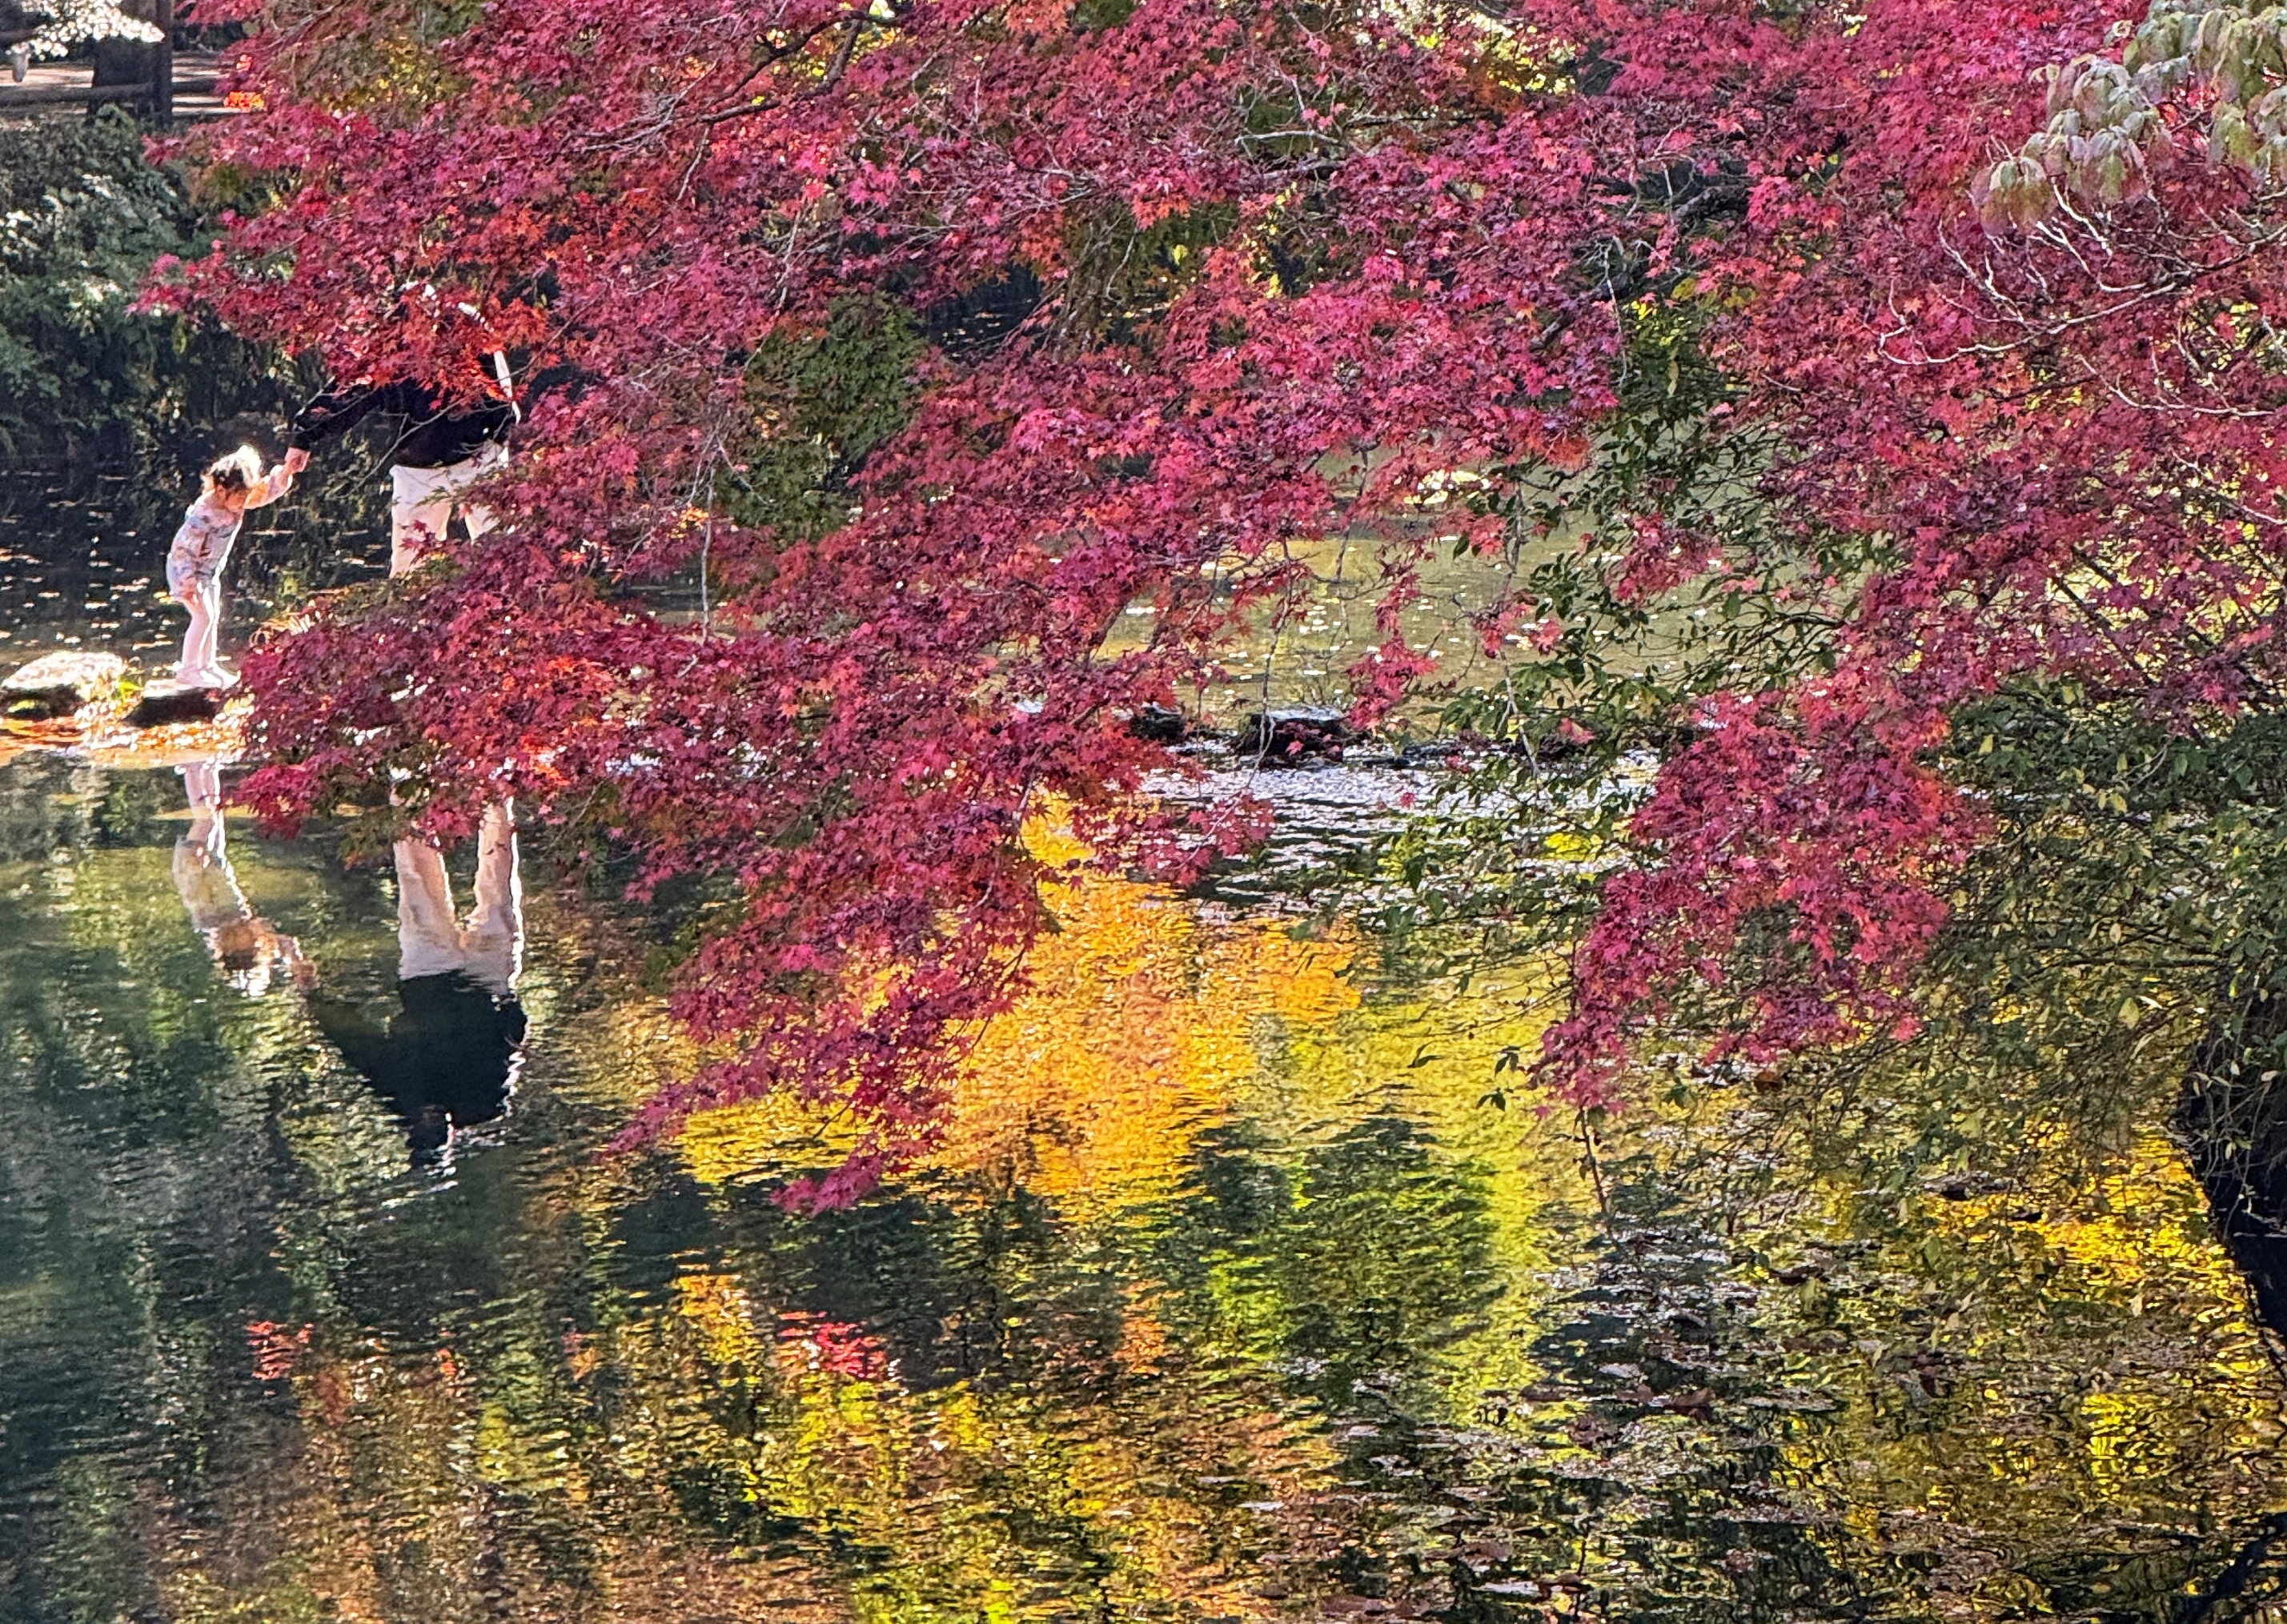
top-left (174, 572), bottom-right (222, 680)
top-left (390, 443), bottom-right (506, 575)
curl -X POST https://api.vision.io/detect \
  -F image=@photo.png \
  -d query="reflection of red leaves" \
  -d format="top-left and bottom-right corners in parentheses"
top-left (563, 1329), bottom-right (604, 1380)
top-left (314, 1365), bottom-right (352, 1426)
top-left (247, 1320), bottom-right (312, 1381)
top-left (776, 1313), bottom-right (888, 1381)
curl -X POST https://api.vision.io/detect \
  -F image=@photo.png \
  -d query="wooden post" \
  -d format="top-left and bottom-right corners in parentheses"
top-left (151, 0), bottom-right (172, 126)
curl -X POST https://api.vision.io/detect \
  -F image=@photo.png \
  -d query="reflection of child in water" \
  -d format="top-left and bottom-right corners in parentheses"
top-left (308, 803), bottom-right (528, 1166)
top-left (172, 760), bottom-right (309, 996)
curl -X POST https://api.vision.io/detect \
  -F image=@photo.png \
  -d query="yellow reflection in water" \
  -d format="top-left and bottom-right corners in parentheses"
top-left (656, 859), bottom-right (1575, 1622)
top-left (933, 875), bottom-right (1357, 1214)
top-left (22, 777), bottom-right (2287, 1624)
top-left (1769, 1114), bottom-right (2287, 1612)
top-left (680, 854), bottom-right (1362, 1208)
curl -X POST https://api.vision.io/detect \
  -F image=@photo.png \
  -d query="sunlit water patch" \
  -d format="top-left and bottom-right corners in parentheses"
top-left (1, 750), bottom-right (2285, 1622)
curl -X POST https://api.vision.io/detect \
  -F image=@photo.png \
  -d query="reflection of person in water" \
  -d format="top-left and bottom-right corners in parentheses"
top-left (172, 759), bottom-right (308, 996)
top-left (308, 802), bottom-right (528, 1166)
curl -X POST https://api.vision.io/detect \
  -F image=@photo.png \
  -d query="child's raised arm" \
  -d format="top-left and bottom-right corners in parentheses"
top-left (245, 459), bottom-right (300, 508)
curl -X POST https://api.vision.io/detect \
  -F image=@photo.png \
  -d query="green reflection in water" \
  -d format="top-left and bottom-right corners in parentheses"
top-left (0, 755), bottom-right (2284, 1623)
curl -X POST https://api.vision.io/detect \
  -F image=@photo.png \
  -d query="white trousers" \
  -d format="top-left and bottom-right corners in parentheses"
top-left (395, 800), bottom-right (524, 993)
top-left (390, 443), bottom-right (506, 575)
top-left (174, 572), bottom-right (223, 681)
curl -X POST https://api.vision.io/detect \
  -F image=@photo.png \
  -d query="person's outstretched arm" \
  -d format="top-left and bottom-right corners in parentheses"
top-left (286, 380), bottom-right (389, 450)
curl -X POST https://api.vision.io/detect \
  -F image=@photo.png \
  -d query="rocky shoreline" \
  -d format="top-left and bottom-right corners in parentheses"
top-left (0, 650), bottom-right (240, 767)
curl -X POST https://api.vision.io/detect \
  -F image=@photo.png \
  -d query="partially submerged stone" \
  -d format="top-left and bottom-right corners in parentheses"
top-left (2, 652), bottom-right (127, 719)
top-left (1127, 704), bottom-right (1187, 744)
top-left (126, 680), bottom-right (223, 728)
top-left (1234, 708), bottom-right (1352, 765)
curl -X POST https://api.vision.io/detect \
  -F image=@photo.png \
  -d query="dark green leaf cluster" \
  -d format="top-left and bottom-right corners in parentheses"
top-left (1928, 688), bottom-right (2287, 1069)
top-left (0, 109), bottom-right (290, 463)
top-left (1358, 298), bottom-right (1870, 963)
top-left (719, 297), bottom-right (925, 541)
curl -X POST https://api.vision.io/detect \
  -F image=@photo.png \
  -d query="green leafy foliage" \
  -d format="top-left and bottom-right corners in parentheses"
top-left (0, 109), bottom-right (282, 462)
top-left (1350, 296), bottom-right (1870, 968)
top-left (1371, 291), bottom-right (2284, 1121)
top-left (720, 298), bottom-right (924, 542)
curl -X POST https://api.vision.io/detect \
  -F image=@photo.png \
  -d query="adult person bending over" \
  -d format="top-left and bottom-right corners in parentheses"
top-left (287, 355), bottom-right (551, 576)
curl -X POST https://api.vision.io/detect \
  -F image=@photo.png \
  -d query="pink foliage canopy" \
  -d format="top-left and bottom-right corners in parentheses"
top-left (167, 0), bottom-right (2287, 1177)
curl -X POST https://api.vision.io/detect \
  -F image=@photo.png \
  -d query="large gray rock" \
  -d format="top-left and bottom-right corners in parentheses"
top-left (2, 652), bottom-right (127, 719)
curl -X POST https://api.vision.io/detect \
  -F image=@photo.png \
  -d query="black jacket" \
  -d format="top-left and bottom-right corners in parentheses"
top-left (309, 975), bottom-right (527, 1158)
top-left (287, 364), bottom-right (583, 469)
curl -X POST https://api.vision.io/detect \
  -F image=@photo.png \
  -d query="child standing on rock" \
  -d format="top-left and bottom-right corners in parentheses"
top-left (167, 444), bottom-right (307, 689)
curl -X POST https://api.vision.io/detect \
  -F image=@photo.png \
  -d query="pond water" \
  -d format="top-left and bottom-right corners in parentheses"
top-left (3, 474), bottom-right (2287, 1622)
top-left (0, 467), bottom-right (392, 671)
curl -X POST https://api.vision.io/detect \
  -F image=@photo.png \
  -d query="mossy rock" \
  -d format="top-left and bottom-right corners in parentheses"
top-left (2, 652), bottom-right (128, 718)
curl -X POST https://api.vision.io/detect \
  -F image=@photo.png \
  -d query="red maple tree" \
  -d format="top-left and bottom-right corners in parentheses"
top-left (166, 0), bottom-right (2287, 1185)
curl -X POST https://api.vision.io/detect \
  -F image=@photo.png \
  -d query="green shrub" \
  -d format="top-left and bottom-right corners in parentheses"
top-left (0, 108), bottom-right (289, 463)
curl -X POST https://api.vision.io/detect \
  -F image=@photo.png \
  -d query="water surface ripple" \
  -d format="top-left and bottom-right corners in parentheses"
top-left (2, 746), bottom-right (2285, 1622)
